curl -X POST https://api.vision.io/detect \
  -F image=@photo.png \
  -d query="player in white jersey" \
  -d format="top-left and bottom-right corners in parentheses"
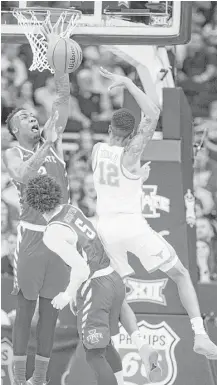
top-left (92, 67), bottom-right (217, 360)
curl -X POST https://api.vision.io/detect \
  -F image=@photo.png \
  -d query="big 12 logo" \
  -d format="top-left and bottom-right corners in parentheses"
top-left (1, 338), bottom-right (13, 385)
top-left (112, 320), bottom-right (180, 385)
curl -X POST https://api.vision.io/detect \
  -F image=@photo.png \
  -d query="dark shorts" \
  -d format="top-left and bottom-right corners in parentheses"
top-left (13, 227), bottom-right (70, 300)
top-left (76, 270), bottom-right (125, 350)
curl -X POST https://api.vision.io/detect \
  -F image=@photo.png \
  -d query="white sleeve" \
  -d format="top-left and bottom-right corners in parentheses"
top-left (43, 224), bottom-right (89, 272)
top-left (43, 224), bottom-right (90, 299)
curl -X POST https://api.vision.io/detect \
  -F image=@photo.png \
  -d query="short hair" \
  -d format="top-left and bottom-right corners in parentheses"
top-left (111, 108), bottom-right (136, 137)
top-left (5, 107), bottom-right (23, 139)
top-left (25, 175), bottom-right (62, 214)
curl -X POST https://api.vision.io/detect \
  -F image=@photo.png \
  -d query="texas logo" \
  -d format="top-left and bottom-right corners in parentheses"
top-left (142, 185), bottom-right (170, 218)
top-left (1, 338), bottom-right (13, 385)
top-left (112, 320), bottom-right (180, 385)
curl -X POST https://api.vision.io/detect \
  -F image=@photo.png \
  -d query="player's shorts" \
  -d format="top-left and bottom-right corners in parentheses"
top-left (13, 223), bottom-right (70, 300)
top-left (96, 214), bottom-right (178, 277)
top-left (76, 268), bottom-right (125, 350)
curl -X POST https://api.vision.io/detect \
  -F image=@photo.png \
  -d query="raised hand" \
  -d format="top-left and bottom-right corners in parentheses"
top-left (41, 18), bottom-right (61, 51)
top-left (44, 111), bottom-right (62, 143)
top-left (140, 161), bottom-right (151, 182)
top-left (99, 67), bottom-right (131, 92)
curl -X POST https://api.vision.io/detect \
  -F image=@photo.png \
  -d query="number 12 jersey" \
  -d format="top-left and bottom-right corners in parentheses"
top-left (93, 143), bottom-right (143, 216)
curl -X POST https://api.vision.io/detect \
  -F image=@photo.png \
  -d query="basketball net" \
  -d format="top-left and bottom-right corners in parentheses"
top-left (13, 8), bottom-right (81, 73)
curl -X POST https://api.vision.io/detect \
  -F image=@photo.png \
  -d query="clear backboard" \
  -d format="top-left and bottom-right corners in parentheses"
top-left (1, 1), bottom-right (192, 45)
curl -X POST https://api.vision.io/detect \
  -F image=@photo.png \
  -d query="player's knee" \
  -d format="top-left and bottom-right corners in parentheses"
top-left (106, 341), bottom-right (123, 373)
top-left (16, 291), bottom-right (37, 322)
top-left (166, 259), bottom-right (190, 282)
top-left (84, 345), bottom-right (106, 362)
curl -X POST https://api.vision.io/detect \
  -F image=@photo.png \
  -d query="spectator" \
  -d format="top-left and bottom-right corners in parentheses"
top-left (75, 69), bottom-right (112, 131)
top-left (196, 240), bottom-right (211, 283)
top-left (1, 44), bottom-right (28, 87)
top-left (79, 173), bottom-right (97, 218)
top-left (16, 80), bottom-right (38, 116)
top-left (68, 177), bottom-right (84, 208)
top-left (203, 5), bottom-right (217, 48)
top-left (34, 74), bottom-right (56, 119)
top-left (1, 66), bottom-right (18, 123)
top-left (177, 32), bottom-right (217, 116)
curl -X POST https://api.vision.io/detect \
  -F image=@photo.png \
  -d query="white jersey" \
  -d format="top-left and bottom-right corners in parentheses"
top-left (93, 143), bottom-right (142, 216)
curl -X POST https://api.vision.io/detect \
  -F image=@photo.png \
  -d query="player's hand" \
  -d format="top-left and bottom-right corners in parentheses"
top-left (41, 19), bottom-right (60, 47)
top-left (99, 67), bottom-right (131, 92)
top-left (140, 161), bottom-right (151, 182)
top-left (44, 111), bottom-right (62, 143)
top-left (51, 292), bottom-right (72, 310)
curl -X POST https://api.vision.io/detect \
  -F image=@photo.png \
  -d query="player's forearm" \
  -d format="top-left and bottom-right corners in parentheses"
top-left (65, 267), bottom-right (89, 300)
top-left (52, 73), bottom-right (70, 134)
top-left (20, 140), bottom-right (53, 183)
top-left (125, 79), bottom-right (160, 120)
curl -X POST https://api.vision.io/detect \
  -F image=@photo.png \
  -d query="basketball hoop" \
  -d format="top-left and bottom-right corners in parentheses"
top-left (13, 7), bottom-right (81, 73)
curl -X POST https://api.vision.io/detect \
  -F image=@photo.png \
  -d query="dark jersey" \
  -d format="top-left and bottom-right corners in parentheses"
top-left (13, 142), bottom-right (69, 225)
top-left (47, 204), bottom-right (110, 275)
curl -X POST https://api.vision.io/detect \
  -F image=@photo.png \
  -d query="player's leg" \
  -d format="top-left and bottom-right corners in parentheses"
top-left (119, 299), bottom-right (160, 382)
top-left (84, 347), bottom-right (118, 385)
top-left (96, 215), bottom-right (135, 278)
top-left (76, 273), bottom-right (123, 385)
top-left (28, 250), bottom-right (70, 385)
top-left (27, 297), bottom-right (59, 385)
top-left (13, 290), bottom-right (37, 385)
top-left (133, 226), bottom-right (217, 359)
top-left (128, 224), bottom-right (217, 359)
top-left (105, 342), bottom-right (124, 385)
top-left (12, 231), bottom-right (46, 385)
top-left (161, 257), bottom-right (217, 359)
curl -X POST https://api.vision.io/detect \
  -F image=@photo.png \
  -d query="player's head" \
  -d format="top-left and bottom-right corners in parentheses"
top-left (25, 175), bottom-right (62, 214)
top-left (109, 108), bottom-right (136, 145)
top-left (6, 108), bottom-right (40, 143)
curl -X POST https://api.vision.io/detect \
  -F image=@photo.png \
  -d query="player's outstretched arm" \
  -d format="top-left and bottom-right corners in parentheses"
top-left (3, 112), bottom-right (59, 184)
top-left (42, 22), bottom-right (70, 159)
top-left (51, 71), bottom-right (70, 135)
top-left (99, 67), bottom-right (160, 119)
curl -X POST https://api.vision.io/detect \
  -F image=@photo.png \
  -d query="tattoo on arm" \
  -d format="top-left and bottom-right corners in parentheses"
top-left (5, 141), bottom-right (52, 183)
top-left (24, 141), bottom-right (52, 173)
top-left (124, 114), bottom-right (159, 165)
top-left (52, 73), bottom-right (70, 133)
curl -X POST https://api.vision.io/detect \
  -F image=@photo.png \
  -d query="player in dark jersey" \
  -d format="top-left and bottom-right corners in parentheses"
top-left (25, 174), bottom-right (161, 385)
top-left (3, 27), bottom-right (71, 385)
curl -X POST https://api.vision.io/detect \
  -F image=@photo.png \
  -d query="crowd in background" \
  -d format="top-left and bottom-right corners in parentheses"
top-left (1, 1), bottom-right (217, 283)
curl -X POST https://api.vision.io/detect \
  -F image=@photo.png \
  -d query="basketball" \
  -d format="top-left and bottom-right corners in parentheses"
top-left (47, 37), bottom-right (83, 73)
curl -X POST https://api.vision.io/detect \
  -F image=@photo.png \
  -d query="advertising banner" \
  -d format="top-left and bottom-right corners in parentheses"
top-left (126, 160), bottom-right (195, 315)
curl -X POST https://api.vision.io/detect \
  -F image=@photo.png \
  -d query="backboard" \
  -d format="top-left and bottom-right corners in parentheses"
top-left (1, 1), bottom-right (192, 45)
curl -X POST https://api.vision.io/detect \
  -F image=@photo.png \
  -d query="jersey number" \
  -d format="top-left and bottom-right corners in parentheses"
top-left (75, 218), bottom-right (96, 240)
top-left (99, 161), bottom-right (119, 187)
top-left (38, 166), bottom-right (47, 175)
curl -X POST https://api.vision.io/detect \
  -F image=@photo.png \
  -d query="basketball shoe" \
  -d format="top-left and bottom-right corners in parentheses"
top-left (139, 345), bottom-right (161, 382)
top-left (194, 334), bottom-right (217, 360)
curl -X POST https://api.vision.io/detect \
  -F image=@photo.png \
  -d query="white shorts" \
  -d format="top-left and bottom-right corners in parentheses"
top-left (96, 214), bottom-right (178, 278)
